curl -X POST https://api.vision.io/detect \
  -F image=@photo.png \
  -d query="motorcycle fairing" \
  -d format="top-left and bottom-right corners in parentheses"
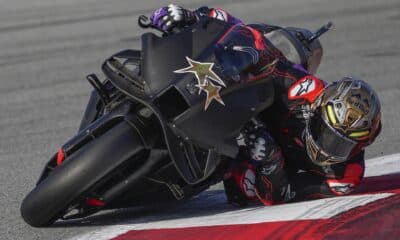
top-left (103, 19), bottom-right (275, 184)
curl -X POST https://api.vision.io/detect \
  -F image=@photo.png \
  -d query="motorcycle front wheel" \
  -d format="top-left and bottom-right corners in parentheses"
top-left (20, 121), bottom-right (145, 227)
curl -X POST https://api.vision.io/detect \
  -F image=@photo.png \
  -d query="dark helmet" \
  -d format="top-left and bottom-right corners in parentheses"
top-left (305, 77), bottom-right (381, 166)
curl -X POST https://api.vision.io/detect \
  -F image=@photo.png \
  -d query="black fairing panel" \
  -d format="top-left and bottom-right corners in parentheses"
top-left (173, 79), bottom-right (274, 155)
top-left (142, 20), bottom-right (231, 97)
top-left (105, 19), bottom-right (275, 184)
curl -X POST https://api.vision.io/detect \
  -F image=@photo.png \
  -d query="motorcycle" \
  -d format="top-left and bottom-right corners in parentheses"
top-left (21, 15), bottom-right (331, 227)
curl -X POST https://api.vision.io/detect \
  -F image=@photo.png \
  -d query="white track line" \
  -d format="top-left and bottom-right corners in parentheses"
top-left (70, 154), bottom-right (400, 240)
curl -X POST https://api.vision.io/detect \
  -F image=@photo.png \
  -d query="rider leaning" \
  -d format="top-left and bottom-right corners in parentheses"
top-left (150, 5), bottom-right (382, 205)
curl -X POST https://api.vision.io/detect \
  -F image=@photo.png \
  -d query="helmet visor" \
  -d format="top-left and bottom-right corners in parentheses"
top-left (306, 113), bottom-right (357, 165)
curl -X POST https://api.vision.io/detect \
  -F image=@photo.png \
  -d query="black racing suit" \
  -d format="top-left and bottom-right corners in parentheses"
top-left (254, 65), bottom-right (365, 204)
top-left (153, 6), bottom-right (366, 205)
top-left (223, 56), bottom-right (365, 205)
top-left (195, 7), bottom-right (365, 205)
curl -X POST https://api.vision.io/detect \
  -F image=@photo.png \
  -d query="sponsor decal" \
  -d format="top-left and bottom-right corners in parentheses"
top-left (288, 75), bottom-right (325, 103)
top-left (174, 57), bottom-right (226, 110)
top-left (291, 78), bottom-right (315, 96)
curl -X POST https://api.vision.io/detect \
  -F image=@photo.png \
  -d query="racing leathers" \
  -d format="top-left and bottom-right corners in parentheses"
top-left (150, 5), bottom-right (365, 205)
top-left (226, 72), bottom-right (365, 205)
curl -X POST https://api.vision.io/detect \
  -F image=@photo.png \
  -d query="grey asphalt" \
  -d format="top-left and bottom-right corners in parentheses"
top-left (0, 0), bottom-right (399, 239)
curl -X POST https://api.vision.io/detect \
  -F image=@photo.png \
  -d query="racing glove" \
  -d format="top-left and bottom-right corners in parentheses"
top-left (150, 4), bottom-right (197, 32)
top-left (240, 119), bottom-right (295, 204)
top-left (223, 160), bottom-right (257, 207)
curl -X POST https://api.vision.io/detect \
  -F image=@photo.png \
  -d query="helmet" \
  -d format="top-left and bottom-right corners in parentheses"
top-left (305, 77), bottom-right (381, 166)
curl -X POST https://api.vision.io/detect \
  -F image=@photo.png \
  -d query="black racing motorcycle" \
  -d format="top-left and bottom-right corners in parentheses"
top-left (21, 15), bottom-right (331, 227)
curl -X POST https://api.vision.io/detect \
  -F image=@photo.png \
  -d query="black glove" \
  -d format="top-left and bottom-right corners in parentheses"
top-left (223, 177), bottom-right (249, 207)
top-left (223, 159), bottom-right (258, 207)
top-left (240, 118), bottom-right (271, 162)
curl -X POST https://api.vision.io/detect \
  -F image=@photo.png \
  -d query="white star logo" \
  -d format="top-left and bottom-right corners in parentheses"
top-left (296, 79), bottom-right (314, 96)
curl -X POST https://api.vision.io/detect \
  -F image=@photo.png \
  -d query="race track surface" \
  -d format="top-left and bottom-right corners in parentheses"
top-left (0, 0), bottom-right (399, 239)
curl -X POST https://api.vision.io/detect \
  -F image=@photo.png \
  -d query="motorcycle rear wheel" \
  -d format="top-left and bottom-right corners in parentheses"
top-left (20, 121), bottom-right (145, 227)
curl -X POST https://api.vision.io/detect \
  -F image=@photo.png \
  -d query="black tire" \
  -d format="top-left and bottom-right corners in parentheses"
top-left (20, 121), bottom-right (145, 227)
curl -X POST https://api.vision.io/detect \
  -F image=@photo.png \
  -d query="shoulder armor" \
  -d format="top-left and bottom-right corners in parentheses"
top-left (288, 75), bottom-right (325, 103)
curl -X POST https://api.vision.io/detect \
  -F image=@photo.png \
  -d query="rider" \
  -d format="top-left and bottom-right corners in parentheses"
top-left (150, 5), bottom-right (382, 205)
